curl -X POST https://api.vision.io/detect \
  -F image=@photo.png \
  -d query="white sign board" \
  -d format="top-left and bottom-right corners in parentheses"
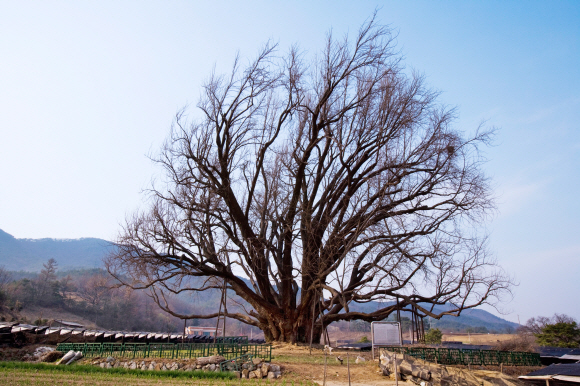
top-left (371, 321), bottom-right (401, 358)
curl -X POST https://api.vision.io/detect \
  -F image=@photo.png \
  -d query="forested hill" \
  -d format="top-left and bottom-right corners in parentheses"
top-left (0, 228), bottom-right (113, 271)
top-left (348, 301), bottom-right (519, 333)
top-left (0, 227), bottom-right (518, 332)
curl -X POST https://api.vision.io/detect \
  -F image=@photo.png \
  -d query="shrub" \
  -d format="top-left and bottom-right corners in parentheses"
top-left (493, 333), bottom-right (538, 353)
top-left (424, 328), bottom-right (443, 344)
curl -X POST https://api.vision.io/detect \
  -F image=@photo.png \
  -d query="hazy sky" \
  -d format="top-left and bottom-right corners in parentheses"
top-left (1, 1), bottom-right (579, 323)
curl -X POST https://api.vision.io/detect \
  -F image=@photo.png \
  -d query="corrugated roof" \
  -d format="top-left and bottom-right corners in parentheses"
top-left (526, 364), bottom-right (580, 377)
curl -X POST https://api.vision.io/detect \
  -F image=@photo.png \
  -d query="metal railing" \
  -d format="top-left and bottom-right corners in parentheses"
top-left (56, 342), bottom-right (271, 362)
top-left (380, 346), bottom-right (541, 367)
top-left (219, 354), bottom-right (253, 372)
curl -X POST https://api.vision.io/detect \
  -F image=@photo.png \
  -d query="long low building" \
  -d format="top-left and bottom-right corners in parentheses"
top-left (520, 363), bottom-right (580, 385)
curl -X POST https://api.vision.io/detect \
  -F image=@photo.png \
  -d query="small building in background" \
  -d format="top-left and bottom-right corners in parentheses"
top-left (185, 326), bottom-right (222, 336)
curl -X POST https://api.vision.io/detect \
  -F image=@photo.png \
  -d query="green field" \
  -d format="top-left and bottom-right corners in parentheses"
top-left (0, 362), bottom-right (317, 386)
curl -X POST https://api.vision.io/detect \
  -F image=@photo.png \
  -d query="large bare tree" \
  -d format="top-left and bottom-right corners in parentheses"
top-left (107, 18), bottom-right (512, 343)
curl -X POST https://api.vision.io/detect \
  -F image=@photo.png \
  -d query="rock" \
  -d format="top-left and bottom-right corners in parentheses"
top-left (274, 371), bottom-right (282, 378)
top-left (249, 371), bottom-right (257, 379)
top-left (106, 356), bottom-right (115, 363)
top-left (141, 365), bottom-right (147, 370)
top-left (196, 364), bottom-right (202, 369)
top-left (40, 351), bottom-right (63, 363)
top-left (252, 358), bottom-right (263, 365)
top-left (129, 362), bottom-right (137, 370)
top-left (270, 364), bottom-right (280, 372)
top-left (242, 369), bottom-right (249, 379)
top-left (261, 363), bottom-right (270, 377)
top-left (33, 346), bottom-right (55, 357)
top-left (233, 371), bottom-right (241, 378)
top-left (196, 355), bottom-right (226, 365)
top-left (100, 362), bottom-right (106, 368)
top-left (267, 371), bottom-right (276, 379)
top-left (209, 364), bottom-right (216, 371)
top-left (252, 369), bottom-right (262, 379)
top-left (105, 363), bottom-right (112, 369)
top-left (154, 363), bottom-right (162, 371)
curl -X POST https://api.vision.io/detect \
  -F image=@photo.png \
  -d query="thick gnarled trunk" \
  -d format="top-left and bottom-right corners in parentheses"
top-left (258, 311), bottom-right (325, 344)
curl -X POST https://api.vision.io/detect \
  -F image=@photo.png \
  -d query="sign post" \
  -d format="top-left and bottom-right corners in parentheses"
top-left (371, 321), bottom-right (402, 359)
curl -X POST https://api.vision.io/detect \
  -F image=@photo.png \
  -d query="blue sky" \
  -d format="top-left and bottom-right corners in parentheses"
top-left (0, 1), bottom-right (578, 323)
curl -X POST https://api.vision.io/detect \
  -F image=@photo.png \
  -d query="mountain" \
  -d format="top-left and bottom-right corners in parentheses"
top-left (346, 300), bottom-right (518, 333)
top-left (0, 228), bottom-right (114, 271)
top-left (0, 227), bottom-right (518, 332)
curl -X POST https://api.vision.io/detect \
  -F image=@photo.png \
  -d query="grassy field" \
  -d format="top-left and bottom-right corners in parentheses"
top-left (0, 361), bottom-right (318, 386)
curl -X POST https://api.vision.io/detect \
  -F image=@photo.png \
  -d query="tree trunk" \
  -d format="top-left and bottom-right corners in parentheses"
top-left (258, 309), bottom-right (325, 343)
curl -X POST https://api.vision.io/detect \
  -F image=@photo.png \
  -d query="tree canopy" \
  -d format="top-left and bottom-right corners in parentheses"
top-left (526, 314), bottom-right (580, 348)
top-left (107, 16), bottom-right (511, 343)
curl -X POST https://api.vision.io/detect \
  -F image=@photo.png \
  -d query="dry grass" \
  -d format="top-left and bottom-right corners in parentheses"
top-left (442, 333), bottom-right (520, 345)
top-left (491, 334), bottom-right (538, 353)
top-left (271, 343), bottom-right (398, 385)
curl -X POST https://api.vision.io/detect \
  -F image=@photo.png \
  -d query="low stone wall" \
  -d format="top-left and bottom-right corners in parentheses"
top-left (84, 356), bottom-right (283, 379)
top-left (239, 358), bottom-right (282, 379)
top-left (379, 349), bottom-right (524, 386)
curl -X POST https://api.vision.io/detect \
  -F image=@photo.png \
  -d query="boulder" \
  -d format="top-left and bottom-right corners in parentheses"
top-left (39, 351), bottom-right (63, 363)
top-left (261, 363), bottom-right (270, 377)
top-left (233, 371), bottom-right (241, 378)
top-left (267, 371), bottom-right (276, 379)
top-left (242, 369), bottom-right (249, 379)
top-left (270, 364), bottom-right (280, 372)
top-left (196, 355), bottom-right (226, 365)
top-left (252, 358), bottom-right (263, 365)
top-left (252, 369), bottom-right (262, 379)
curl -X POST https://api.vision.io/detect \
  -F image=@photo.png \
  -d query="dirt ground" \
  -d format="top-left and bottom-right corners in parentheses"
top-left (272, 343), bottom-right (398, 386)
top-left (0, 342), bottom-right (535, 385)
top-left (270, 343), bottom-right (536, 385)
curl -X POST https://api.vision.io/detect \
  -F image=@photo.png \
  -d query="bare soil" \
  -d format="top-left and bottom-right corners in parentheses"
top-left (272, 343), bottom-right (397, 385)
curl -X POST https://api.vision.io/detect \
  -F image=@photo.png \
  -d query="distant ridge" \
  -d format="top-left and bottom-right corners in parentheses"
top-left (0, 228), bottom-right (114, 271)
top-left (0, 228), bottom-right (518, 333)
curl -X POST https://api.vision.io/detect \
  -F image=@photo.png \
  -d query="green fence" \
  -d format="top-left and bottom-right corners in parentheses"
top-left (56, 342), bottom-right (272, 362)
top-left (380, 346), bottom-right (541, 367)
